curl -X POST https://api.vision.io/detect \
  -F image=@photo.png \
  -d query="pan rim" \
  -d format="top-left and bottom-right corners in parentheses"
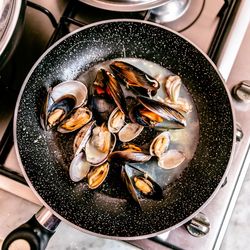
top-left (13, 19), bottom-right (236, 240)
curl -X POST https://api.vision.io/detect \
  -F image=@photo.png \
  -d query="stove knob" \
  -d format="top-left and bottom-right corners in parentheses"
top-left (185, 212), bottom-right (210, 237)
top-left (232, 80), bottom-right (250, 103)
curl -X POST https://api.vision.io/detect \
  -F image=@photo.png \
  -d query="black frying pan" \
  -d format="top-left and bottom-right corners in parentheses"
top-left (3, 20), bottom-right (235, 249)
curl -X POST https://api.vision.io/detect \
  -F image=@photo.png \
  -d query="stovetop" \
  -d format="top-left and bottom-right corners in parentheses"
top-left (0, 0), bottom-right (250, 249)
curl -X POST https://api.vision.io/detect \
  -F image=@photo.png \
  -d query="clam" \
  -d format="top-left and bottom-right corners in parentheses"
top-left (110, 61), bottom-right (160, 97)
top-left (165, 98), bottom-right (192, 114)
top-left (110, 144), bottom-right (152, 162)
top-left (118, 123), bottom-right (144, 143)
top-left (41, 80), bottom-right (88, 130)
top-left (165, 75), bottom-right (182, 103)
top-left (57, 107), bottom-right (92, 133)
top-left (121, 164), bottom-right (162, 205)
top-left (85, 124), bottom-right (116, 166)
top-left (69, 152), bottom-right (91, 182)
top-left (137, 96), bottom-right (186, 127)
top-left (158, 149), bottom-right (185, 169)
top-left (73, 120), bottom-right (96, 156)
top-left (108, 107), bottom-right (125, 133)
top-left (87, 162), bottom-right (109, 189)
top-left (149, 131), bottom-right (170, 158)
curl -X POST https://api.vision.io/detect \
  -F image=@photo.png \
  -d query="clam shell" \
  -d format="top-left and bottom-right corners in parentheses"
top-left (158, 150), bottom-right (185, 169)
top-left (149, 131), bottom-right (171, 157)
top-left (69, 152), bottom-right (91, 182)
top-left (108, 107), bottom-right (125, 133)
top-left (85, 125), bottom-right (116, 166)
top-left (118, 123), bottom-right (144, 142)
top-left (73, 120), bottom-right (96, 156)
top-left (165, 75), bottom-right (181, 103)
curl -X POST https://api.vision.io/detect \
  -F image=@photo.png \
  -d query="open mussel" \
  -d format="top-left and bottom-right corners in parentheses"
top-left (87, 162), bottom-right (109, 189)
top-left (110, 61), bottom-right (160, 97)
top-left (137, 96), bottom-right (186, 127)
top-left (93, 69), bottom-right (127, 115)
top-left (121, 164), bottom-right (162, 205)
top-left (57, 107), bottom-right (92, 133)
top-left (85, 123), bottom-right (116, 166)
top-left (129, 104), bottom-right (163, 127)
top-left (110, 144), bottom-right (151, 163)
top-left (41, 80), bottom-right (88, 130)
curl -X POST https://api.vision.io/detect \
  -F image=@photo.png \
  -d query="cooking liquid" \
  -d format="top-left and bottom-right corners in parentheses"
top-left (78, 58), bottom-right (200, 188)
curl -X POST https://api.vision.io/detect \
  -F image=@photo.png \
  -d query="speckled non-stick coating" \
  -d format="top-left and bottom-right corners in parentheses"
top-left (15, 20), bottom-right (234, 238)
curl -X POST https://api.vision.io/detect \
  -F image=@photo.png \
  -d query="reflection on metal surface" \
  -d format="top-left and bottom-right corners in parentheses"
top-left (35, 207), bottom-right (61, 232)
top-left (80, 0), bottom-right (168, 12)
top-left (217, 0), bottom-right (250, 81)
top-left (232, 80), bottom-right (250, 103)
top-left (186, 212), bottom-right (210, 237)
top-left (146, 0), bottom-right (205, 32)
top-left (149, 0), bottom-right (190, 22)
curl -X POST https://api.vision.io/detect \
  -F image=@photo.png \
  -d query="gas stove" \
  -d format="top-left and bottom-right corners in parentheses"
top-left (0, 0), bottom-right (250, 249)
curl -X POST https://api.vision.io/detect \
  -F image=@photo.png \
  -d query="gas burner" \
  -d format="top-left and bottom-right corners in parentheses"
top-left (146, 0), bottom-right (205, 32)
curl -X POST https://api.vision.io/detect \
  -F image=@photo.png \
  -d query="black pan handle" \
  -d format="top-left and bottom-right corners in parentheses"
top-left (2, 207), bottom-right (61, 250)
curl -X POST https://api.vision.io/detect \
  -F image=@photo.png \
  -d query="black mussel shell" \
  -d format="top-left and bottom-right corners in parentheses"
top-left (90, 95), bottom-right (116, 125)
top-left (110, 61), bottom-right (159, 97)
top-left (137, 96), bottom-right (186, 127)
top-left (121, 164), bottom-right (163, 205)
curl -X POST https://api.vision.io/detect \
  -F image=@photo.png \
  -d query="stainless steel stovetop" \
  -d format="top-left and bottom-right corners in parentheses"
top-left (0, 0), bottom-right (250, 249)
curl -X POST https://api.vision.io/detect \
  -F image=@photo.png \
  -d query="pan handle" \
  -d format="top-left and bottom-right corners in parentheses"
top-left (2, 207), bottom-right (60, 250)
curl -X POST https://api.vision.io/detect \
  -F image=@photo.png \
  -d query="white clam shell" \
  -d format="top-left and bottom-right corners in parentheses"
top-left (149, 131), bottom-right (170, 157)
top-left (158, 150), bottom-right (185, 169)
top-left (108, 107), bottom-right (125, 133)
top-left (69, 152), bottom-right (90, 182)
top-left (118, 123), bottom-right (144, 142)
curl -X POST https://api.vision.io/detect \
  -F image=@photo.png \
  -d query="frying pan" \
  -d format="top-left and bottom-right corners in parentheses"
top-left (3, 20), bottom-right (235, 249)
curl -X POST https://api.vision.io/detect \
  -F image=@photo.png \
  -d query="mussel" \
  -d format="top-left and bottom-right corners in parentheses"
top-left (137, 96), bottom-right (186, 127)
top-left (110, 144), bottom-right (152, 162)
top-left (87, 162), bottom-right (109, 189)
top-left (85, 124), bottom-right (116, 166)
top-left (57, 107), bottom-right (92, 133)
top-left (110, 61), bottom-right (160, 97)
top-left (118, 123), bottom-right (144, 143)
top-left (121, 164), bottom-right (162, 205)
top-left (93, 69), bottom-right (127, 115)
top-left (129, 104), bottom-right (163, 127)
top-left (41, 80), bottom-right (88, 130)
